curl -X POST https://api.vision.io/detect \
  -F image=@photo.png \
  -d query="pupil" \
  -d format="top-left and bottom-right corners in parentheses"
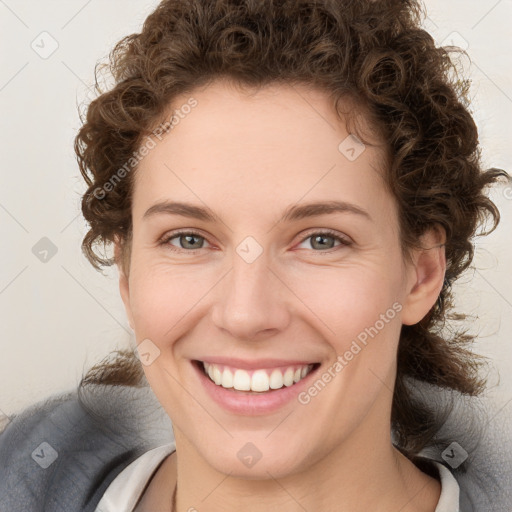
top-left (184, 235), bottom-right (201, 248)
top-left (314, 235), bottom-right (333, 249)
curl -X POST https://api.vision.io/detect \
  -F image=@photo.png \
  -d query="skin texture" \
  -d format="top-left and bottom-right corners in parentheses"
top-left (117, 79), bottom-right (446, 511)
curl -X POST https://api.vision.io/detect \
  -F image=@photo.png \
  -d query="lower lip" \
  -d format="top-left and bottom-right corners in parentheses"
top-left (193, 361), bottom-right (319, 415)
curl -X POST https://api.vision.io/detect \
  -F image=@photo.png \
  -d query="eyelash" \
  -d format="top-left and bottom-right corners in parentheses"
top-left (158, 228), bottom-right (352, 254)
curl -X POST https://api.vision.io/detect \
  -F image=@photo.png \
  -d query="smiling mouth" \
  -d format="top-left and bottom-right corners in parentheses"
top-left (194, 360), bottom-right (320, 393)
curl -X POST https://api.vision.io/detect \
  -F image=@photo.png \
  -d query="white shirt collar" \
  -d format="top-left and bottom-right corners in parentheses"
top-left (95, 444), bottom-right (460, 512)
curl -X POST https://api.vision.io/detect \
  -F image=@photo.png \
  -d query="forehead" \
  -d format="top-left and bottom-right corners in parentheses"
top-left (132, 80), bottom-right (391, 222)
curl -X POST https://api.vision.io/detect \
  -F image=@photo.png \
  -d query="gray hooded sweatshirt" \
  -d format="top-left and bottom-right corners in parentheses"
top-left (0, 379), bottom-right (511, 511)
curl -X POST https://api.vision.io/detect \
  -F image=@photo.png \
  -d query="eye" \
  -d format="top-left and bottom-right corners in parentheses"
top-left (159, 228), bottom-right (352, 254)
top-left (160, 230), bottom-right (211, 252)
top-left (295, 230), bottom-right (352, 252)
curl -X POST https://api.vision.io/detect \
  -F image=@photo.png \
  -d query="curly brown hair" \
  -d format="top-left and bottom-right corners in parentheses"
top-left (75, 0), bottom-right (509, 459)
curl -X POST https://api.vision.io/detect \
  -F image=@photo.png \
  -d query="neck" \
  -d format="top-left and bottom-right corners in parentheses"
top-left (171, 416), bottom-right (441, 512)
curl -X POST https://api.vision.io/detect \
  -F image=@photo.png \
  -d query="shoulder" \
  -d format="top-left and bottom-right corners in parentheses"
top-left (409, 379), bottom-right (512, 512)
top-left (96, 443), bottom-right (176, 512)
top-left (0, 385), bottom-right (173, 512)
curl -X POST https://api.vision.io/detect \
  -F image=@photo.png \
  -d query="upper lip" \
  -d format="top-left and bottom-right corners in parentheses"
top-left (195, 357), bottom-right (318, 370)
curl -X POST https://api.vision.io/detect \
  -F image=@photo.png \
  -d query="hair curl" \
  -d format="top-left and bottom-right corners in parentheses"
top-left (75, 0), bottom-right (509, 458)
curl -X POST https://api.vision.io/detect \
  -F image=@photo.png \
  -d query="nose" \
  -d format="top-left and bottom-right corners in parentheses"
top-left (210, 247), bottom-right (291, 342)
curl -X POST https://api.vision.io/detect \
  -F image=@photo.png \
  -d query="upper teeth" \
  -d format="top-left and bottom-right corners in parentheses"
top-left (202, 362), bottom-right (314, 392)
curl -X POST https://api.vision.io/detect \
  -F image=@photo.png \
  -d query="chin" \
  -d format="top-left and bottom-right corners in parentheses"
top-left (193, 436), bottom-right (314, 480)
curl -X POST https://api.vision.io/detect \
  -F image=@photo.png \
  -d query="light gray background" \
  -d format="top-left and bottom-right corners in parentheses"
top-left (1, 0), bottom-right (511, 417)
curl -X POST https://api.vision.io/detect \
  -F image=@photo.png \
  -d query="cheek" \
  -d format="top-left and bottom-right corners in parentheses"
top-left (289, 263), bottom-right (405, 415)
top-left (127, 221), bottom-right (407, 345)
top-left (291, 263), bottom-right (403, 345)
top-left (128, 252), bottom-right (405, 346)
top-left (127, 260), bottom-right (217, 341)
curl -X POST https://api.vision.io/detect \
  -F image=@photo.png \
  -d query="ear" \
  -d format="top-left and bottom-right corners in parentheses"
top-left (401, 226), bottom-right (446, 326)
top-left (114, 237), bottom-right (135, 330)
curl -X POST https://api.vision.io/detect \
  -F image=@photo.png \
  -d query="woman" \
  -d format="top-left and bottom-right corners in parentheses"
top-left (1, 0), bottom-right (511, 511)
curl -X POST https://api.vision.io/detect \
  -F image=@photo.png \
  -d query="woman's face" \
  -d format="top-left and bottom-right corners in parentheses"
top-left (118, 79), bottom-right (442, 479)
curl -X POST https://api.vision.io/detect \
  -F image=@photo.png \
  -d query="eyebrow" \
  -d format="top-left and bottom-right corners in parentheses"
top-left (142, 200), bottom-right (372, 223)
